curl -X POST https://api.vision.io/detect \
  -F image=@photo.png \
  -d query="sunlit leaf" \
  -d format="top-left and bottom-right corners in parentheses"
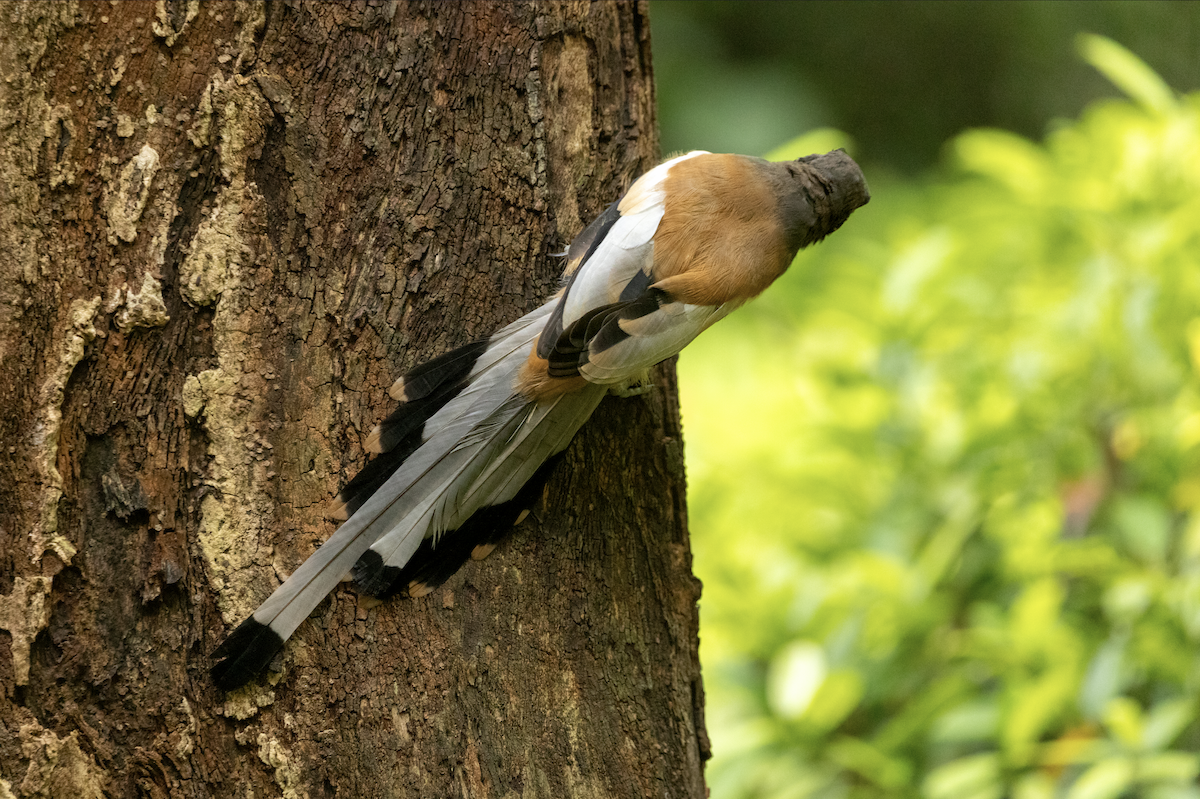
top-left (1102, 697), bottom-right (1144, 749)
top-left (923, 754), bottom-right (1002, 799)
top-left (766, 128), bottom-right (858, 162)
top-left (1142, 698), bottom-right (1197, 751)
top-left (1066, 758), bottom-right (1134, 799)
top-left (768, 641), bottom-right (828, 719)
top-left (1077, 34), bottom-right (1177, 114)
top-left (1138, 751), bottom-right (1200, 784)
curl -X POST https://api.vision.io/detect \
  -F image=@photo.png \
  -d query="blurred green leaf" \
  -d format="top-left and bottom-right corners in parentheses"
top-left (1013, 772), bottom-right (1056, 799)
top-left (1103, 696), bottom-right (1144, 749)
top-left (931, 701), bottom-right (999, 744)
top-left (804, 669), bottom-right (864, 733)
top-left (1139, 751), bottom-right (1200, 784)
top-left (768, 641), bottom-right (827, 719)
top-left (954, 129), bottom-right (1053, 198)
top-left (827, 736), bottom-right (913, 790)
top-left (1142, 699), bottom-right (1197, 751)
top-left (766, 129), bottom-right (858, 162)
top-left (1146, 786), bottom-right (1200, 799)
top-left (1077, 34), bottom-right (1177, 114)
top-left (923, 753), bottom-right (1002, 799)
top-left (1111, 496), bottom-right (1172, 566)
top-left (1067, 758), bottom-right (1134, 799)
top-left (1079, 635), bottom-right (1127, 719)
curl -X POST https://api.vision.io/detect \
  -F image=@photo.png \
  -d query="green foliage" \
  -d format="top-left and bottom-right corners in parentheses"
top-left (681, 39), bottom-right (1200, 799)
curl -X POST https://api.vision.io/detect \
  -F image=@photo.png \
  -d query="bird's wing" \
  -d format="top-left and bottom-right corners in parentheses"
top-left (534, 150), bottom-right (738, 387)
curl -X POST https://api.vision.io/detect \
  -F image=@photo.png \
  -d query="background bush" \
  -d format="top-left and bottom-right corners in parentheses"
top-left (662, 20), bottom-right (1200, 799)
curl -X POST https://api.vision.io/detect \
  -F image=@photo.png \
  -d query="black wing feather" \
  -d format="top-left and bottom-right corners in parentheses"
top-left (545, 283), bottom-right (669, 378)
top-left (401, 339), bottom-right (488, 401)
top-left (333, 430), bottom-right (423, 519)
top-left (537, 201), bottom-right (623, 360)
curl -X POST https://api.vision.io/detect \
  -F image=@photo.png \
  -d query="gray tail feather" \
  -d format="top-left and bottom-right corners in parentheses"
top-left (210, 301), bottom-right (603, 690)
top-left (358, 385), bottom-right (605, 590)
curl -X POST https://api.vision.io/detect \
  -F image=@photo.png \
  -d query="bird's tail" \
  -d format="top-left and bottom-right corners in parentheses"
top-left (210, 302), bottom-right (605, 690)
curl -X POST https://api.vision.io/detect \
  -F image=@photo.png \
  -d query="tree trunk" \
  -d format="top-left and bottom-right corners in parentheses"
top-left (0, 1), bottom-right (709, 796)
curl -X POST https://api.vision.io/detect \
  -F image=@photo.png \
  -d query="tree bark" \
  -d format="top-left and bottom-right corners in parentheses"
top-left (0, 1), bottom-right (709, 797)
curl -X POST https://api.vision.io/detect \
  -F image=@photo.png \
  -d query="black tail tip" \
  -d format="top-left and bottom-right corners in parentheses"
top-left (210, 617), bottom-right (285, 692)
top-left (351, 548), bottom-right (404, 597)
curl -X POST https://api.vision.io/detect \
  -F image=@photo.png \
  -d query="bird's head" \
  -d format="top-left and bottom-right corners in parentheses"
top-left (774, 149), bottom-right (870, 251)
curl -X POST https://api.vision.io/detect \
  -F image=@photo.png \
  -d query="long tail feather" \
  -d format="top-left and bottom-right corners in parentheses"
top-left (210, 301), bottom-right (592, 691)
top-left (352, 386), bottom-right (604, 596)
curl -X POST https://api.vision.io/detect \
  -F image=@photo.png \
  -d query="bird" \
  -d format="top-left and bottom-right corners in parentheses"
top-left (209, 149), bottom-right (870, 691)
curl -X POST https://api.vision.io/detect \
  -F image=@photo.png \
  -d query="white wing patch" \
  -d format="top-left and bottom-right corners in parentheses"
top-left (561, 213), bottom-right (657, 326)
top-left (562, 151), bottom-right (709, 327)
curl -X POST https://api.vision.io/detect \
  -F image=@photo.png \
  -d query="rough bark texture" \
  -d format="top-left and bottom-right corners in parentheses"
top-left (0, 2), bottom-right (708, 797)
